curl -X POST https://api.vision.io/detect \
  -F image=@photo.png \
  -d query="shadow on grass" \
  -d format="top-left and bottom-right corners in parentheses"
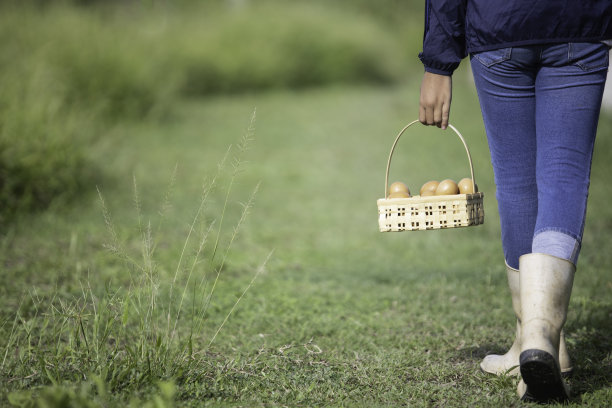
top-left (452, 304), bottom-right (612, 403)
top-left (566, 303), bottom-right (612, 402)
top-left (453, 324), bottom-right (520, 370)
top-left (455, 343), bottom-right (508, 367)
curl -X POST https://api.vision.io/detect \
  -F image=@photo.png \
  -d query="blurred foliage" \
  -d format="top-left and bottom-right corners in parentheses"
top-left (169, 3), bottom-right (408, 94)
top-left (0, 62), bottom-right (96, 225)
top-left (8, 0), bottom-right (422, 17)
top-left (0, 0), bottom-right (424, 222)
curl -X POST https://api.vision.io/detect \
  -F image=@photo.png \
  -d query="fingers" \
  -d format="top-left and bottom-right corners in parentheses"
top-left (426, 101), bottom-right (436, 127)
top-left (441, 100), bottom-right (450, 130)
top-left (419, 104), bottom-right (426, 126)
top-left (419, 94), bottom-right (438, 127)
top-left (419, 97), bottom-right (444, 128)
top-left (434, 104), bottom-right (443, 128)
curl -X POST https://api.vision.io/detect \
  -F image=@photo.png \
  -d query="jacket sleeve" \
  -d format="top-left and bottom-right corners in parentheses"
top-left (418, 0), bottom-right (468, 76)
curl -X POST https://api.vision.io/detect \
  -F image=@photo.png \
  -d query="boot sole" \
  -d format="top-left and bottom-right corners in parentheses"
top-left (520, 349), bottom-right (569, 403)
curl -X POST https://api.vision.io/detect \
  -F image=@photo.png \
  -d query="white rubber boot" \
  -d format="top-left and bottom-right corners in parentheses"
top-left (480, 264), bottom-right (573, 376)
top-left (518, 253), bottom-right (575, 403)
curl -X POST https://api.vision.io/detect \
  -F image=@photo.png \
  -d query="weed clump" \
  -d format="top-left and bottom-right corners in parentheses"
top-left (1, 113), bottom-right (269, 406)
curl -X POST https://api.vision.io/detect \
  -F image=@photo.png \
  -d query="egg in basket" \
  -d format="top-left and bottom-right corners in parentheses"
top-left (377, 120), bottom-right (484, 232)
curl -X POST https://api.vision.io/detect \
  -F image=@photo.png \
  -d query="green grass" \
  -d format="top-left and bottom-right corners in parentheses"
top-left (2, 61), bottom-right (612, 407)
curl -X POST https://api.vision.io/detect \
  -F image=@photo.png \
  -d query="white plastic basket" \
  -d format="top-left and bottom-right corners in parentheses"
top-left (377, 120), bottom-right (484, 232)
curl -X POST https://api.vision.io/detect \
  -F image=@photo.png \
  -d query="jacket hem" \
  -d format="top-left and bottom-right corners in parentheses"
top-left (468, 36), bottom-right (612, 54)
top-left (424, 66), bottom-right (454, 76)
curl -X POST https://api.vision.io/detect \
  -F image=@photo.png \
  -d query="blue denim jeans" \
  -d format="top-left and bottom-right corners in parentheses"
top-left (470, 43), bottom-right (609, 269)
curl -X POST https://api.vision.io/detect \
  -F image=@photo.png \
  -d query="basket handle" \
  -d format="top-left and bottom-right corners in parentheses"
top-left (384, 120), bottom-right (477, 198)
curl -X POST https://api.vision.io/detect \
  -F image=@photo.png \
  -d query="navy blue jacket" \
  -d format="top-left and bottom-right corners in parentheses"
top-left (419, 0), bottom-right (612, 75)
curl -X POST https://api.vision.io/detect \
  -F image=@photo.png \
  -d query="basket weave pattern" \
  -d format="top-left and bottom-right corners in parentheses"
top-left (377, 193), bottom-right (484, 232)
top-left (377, 120), bottom-right (484, 232)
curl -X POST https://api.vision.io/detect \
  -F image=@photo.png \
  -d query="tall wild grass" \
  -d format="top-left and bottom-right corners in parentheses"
top-left (2, 113), bottom-right (271, 405)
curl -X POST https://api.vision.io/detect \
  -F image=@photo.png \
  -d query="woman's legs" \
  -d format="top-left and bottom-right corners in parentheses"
top-left (470, 42), bottom-right (608, 268)
top-left (471, 42), bottom-right (608, 402)
top-left (470, 46), bottom-right (539, 270)
top-left (533, 43), bottom-right (608, 262)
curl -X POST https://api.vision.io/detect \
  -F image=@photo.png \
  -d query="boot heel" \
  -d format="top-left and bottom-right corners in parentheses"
top-left (520, 349), bottom-right (569, 403)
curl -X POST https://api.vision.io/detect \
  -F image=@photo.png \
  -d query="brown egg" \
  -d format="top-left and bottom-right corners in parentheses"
top-left (458, 178), bottom-right (478, 194)
top-left (389, 181), bottom-right (410, 197)
top-left (388, 191), bottom-right (411, 199)
top-left (420, 180), bottom-right (439, 196)
top-left (435, 179), bottom-right (459, 195)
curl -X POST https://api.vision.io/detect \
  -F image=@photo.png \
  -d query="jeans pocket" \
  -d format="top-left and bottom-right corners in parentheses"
top-left (569, 42), bottom-right (609, 71)
top-left (472, 48), bottom-right (512, 68)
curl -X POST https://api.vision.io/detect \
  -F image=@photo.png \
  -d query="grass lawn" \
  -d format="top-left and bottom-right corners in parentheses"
top-left (2, 69), bottom-right (612, 406)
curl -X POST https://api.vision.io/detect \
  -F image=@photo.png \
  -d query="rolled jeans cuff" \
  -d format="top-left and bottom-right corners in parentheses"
top-left (532, 230), bottom-right (581, 266)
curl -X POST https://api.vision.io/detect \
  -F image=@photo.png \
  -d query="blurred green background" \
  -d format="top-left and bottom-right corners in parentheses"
top-left (2, 1), bottom-right (612, 407)
top-left (0, 0), bottom-right (424, 218)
